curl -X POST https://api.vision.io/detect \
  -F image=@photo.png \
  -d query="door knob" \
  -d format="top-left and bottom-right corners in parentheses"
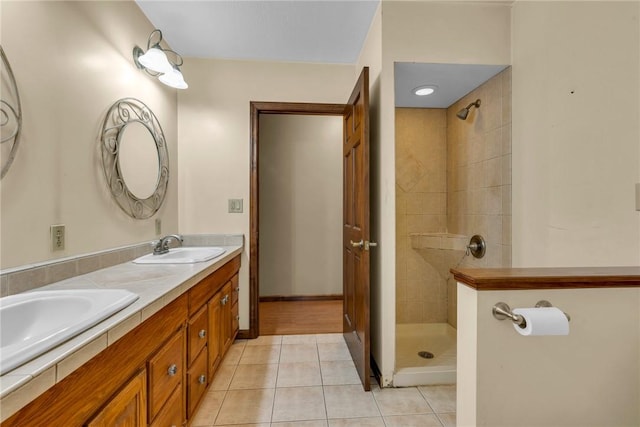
top-left (350, 240), bottom-right (364, 248)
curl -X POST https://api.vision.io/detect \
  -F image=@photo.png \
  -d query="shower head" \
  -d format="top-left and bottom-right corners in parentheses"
top-left (456, 99), bottom-right (481, 120)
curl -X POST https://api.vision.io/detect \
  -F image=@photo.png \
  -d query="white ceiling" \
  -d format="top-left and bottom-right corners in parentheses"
top-left (135, 0), bottom-right (380, 64)
top-left (135, 1), bottom-right (508, 106)
top-left (395, 63), bottom-right (508, 108)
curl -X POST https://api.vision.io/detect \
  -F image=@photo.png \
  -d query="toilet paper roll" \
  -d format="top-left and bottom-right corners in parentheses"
top-left (512, 307), bottom-right (570, 336)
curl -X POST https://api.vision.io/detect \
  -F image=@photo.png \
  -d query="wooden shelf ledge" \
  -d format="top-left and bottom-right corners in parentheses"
top-left (451, 266), bottom-right (640, 290)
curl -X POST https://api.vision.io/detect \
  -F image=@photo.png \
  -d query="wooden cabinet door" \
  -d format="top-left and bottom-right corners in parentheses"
top-left (208, 291), bottom-right (222, 376)
top-left (86, 370), bottom-right (147, 427)
top-left (149, 384), bottom-right (182, 427)
top-left (220, 282), bottom-right (233, 353)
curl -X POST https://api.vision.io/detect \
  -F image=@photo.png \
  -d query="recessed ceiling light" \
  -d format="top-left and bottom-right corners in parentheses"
top-left (414, 85), bottom-right (437, 96)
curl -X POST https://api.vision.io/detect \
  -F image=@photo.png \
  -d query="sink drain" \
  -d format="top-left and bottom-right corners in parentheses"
top-left (418, 351), bottom-right (434, 359)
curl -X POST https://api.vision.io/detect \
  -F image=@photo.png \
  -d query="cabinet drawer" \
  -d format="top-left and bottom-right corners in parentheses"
top-left (187, 348), bottom-right (208, 417)
top-left (232, 302), bottom-right (239, 335)
top-left (148, 329), bottom-right (184, 421)
top-left (188, 304), bottom-right (208, 365)
top-left (230, 274), bottom-right (239, 305)
top-left (150, 384), bottom-right (183, 427)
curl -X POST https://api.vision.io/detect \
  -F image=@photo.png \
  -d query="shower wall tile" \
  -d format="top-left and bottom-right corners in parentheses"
top-left (485, 157), bottom-right (503, 187)
top-left (502, 67), bottom-right (512, 125)
top-left (487, 216), bottom-right (503, 246)
top-left (444, 68), bottom-right (512, 327)
top-left (468, 136), bottom-right (485, 165)
top-left (395, 108), bottom-right (447, 325)
top-left (486, 187), bottom-right (502, 215)
top-left (406, 215), bottom-right (441, 233)
top-left (396, 153), bottom-right (426, 192)
top-left (502, 215), bottom-right (512, 246)
top-left (412, 170), bottom-right (447, 193)
top-left (502, 154), bottom-right (512, 185)
top-left (482, 77), bottom-right (503, 132)
top-left (485, 127), bottom-right (503, 160)
top-left (502, 185), bottom-right (512, 214)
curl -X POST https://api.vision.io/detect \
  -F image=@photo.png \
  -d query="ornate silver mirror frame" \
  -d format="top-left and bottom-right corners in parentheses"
top-left (1, 45), bottom-right (23, 179)
top-left (101, 98), bottom-right (169, 219)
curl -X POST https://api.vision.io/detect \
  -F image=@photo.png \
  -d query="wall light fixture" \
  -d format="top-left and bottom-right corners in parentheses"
top-left (133, 29), bottom-right (188, 90)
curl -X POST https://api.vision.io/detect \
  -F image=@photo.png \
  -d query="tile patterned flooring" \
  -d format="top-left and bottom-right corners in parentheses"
top-left (191, 334), bottom-right (456, 427)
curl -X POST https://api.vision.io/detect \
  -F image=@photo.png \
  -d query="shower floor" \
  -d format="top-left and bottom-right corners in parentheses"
top-left (393, 323), bottom-right (457, 387)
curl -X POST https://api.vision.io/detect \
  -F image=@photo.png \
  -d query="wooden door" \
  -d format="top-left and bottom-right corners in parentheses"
top-left (343, 67), bottom-right (371, 391)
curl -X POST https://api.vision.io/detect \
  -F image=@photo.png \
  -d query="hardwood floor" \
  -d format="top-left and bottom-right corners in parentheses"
top-left (259, 300), bottom-right (343, 335)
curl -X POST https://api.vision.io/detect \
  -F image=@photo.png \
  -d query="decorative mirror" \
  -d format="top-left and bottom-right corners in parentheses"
top-left (1, 46), bottom-right (22, 179)
top-left (101, 98), bottom-right (169, 219)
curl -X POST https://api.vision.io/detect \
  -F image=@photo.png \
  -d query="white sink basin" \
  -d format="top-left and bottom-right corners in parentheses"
top-left (0, 289), bottom-right (138, 375)
top-left (133, 247), bottom-right (226, 264)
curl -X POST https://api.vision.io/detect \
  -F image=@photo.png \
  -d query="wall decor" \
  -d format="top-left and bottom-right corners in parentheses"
top-left (1, 46), bottom-right (23, 179)
top-left (101, 98), bottom-right (169, 219)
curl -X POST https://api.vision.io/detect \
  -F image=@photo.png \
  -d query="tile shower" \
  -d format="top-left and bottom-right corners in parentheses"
top-left (394, 68), bottom-right (512, 386)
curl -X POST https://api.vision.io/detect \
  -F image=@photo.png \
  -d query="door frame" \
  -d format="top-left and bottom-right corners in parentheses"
top-left (243, 101), bottom-right (347, 339)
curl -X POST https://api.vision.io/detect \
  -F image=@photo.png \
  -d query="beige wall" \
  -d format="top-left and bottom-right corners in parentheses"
top-left (258, 115), bottom-right (342, 297)
top-left (458, 284), bottom-right (640, 426)
top-left (0, 1), bottom-right (178, 269)
top-left (512, 1), bottom-right (640, 267)
top-left (177, 58), bottom-right (355, 329)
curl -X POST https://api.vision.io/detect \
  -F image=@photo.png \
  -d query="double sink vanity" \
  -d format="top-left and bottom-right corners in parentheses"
top-left (0, 237), bottom-right (243, 426)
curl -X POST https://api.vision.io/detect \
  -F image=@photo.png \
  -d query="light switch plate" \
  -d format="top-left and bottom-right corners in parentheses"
top-left (636, 184), bottom-right (640, 211)
top-left (155, 218), bottom-right (162, 235)
top-left (228, 199), bottom-right (243, 213)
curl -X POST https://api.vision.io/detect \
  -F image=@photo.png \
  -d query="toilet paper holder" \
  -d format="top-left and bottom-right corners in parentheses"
top-left (492, 300), bottom-right (571, 328)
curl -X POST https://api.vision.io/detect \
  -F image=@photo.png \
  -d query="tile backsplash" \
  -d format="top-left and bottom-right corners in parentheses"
top-left (0, 234), bottom-right (244, 297)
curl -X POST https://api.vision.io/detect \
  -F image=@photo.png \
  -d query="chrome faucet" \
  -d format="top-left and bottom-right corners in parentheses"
top-left (153, 234), bottom-right (183, 255)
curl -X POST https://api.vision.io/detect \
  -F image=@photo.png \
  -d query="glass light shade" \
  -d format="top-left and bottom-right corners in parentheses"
top-left (158, 67), bottom-right (188, 89)
top-left (414, 85), bottom-right (437, 96)
top-left (137, 47), bottom-right (172, 74)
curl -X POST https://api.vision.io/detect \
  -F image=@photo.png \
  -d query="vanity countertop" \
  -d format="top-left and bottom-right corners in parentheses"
top-left (0, 243), bottom-right (243, 417)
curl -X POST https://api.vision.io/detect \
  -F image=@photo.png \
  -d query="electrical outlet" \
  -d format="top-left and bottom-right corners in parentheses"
top-left (155, 218), bottom-right (162, 235)
top-left (51, 224), bottom-right (65, 251)
top-left (228, 199), bottom-right (243, 213)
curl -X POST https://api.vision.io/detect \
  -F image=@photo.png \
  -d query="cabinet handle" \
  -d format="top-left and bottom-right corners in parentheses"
top-left (221, 295), bottom-right (229, 306)
top-left (198, 374), bottom-right (206, 384)
top-left (236, 287), bottom-right (240, 293)
top-left (236, 315), bottom-right (240, 320)
top-left (198, 329), bottom-right (207, 338)
top-left (167, 364), bottom-right (178, 376)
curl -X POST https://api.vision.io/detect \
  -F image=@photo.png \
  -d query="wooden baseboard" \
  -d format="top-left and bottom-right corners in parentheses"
top-left (237, 329), bottom-right (255, 340)
top-left (259, 295), bottom-right (343, 302)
